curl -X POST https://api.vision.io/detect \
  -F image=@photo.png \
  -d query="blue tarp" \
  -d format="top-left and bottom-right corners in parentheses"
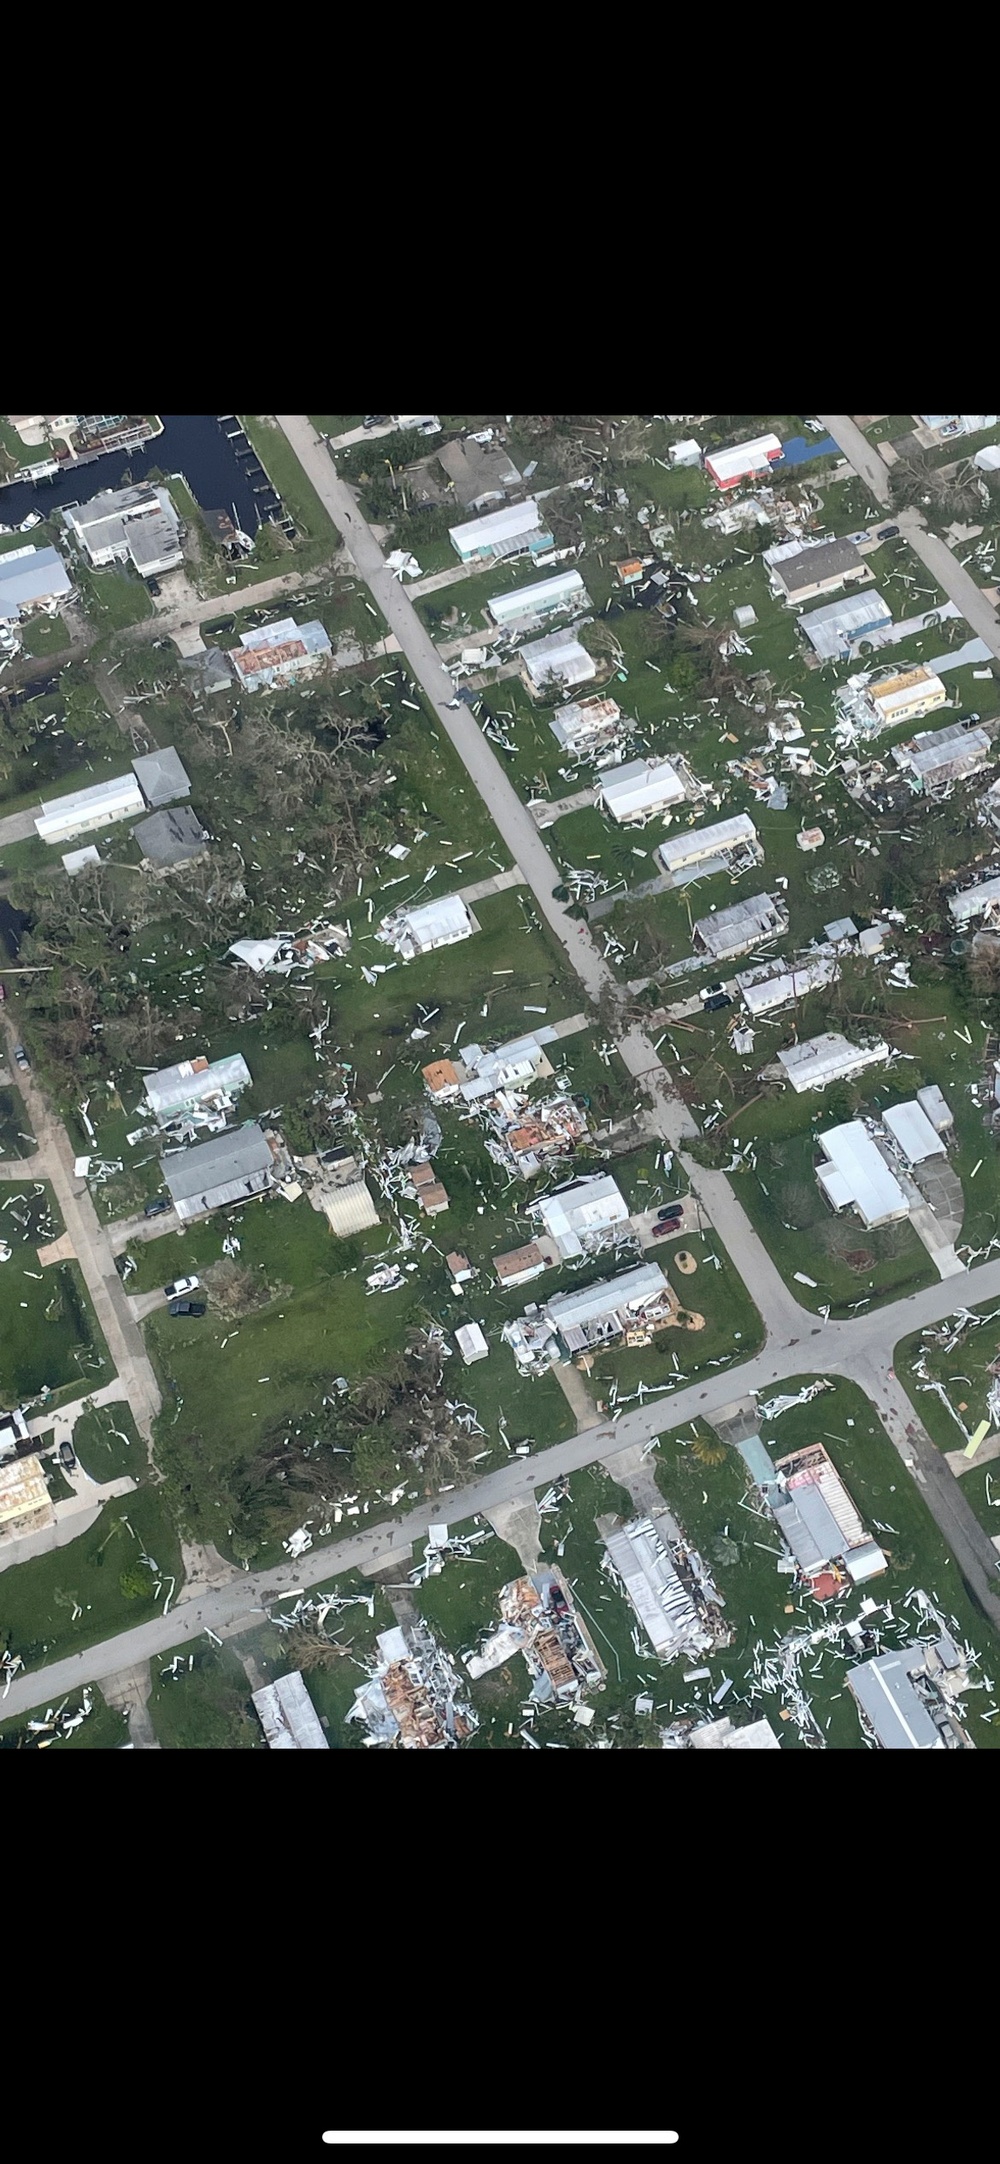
top-left (775, 434), bottom-right (841, 467)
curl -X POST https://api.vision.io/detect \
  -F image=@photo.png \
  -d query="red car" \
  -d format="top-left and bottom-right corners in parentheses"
top-left (652, 1219), bottom-right (676, 1238)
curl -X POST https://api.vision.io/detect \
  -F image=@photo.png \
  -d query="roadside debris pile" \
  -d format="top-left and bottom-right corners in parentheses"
top-left (408, 1520), bottom-right (495, 1584)
top-left (11, 1689), bottom-right (94, 1745)
top-left (466, 1568), bottom-right (603, 1701)
top-left (347, 1619), bottom-right (478, 1748)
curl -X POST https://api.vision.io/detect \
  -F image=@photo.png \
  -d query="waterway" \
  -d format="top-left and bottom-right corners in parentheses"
top-left (0, 416), bottom-right (264, 535)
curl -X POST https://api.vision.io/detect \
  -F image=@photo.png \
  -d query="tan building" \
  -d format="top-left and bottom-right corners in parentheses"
top-left (0, 1454), bottom-right (55, 1541)
top-left (493, 1240), bottom-right (548, 1288)
top-left (866, 666), bottom-right (948, 729)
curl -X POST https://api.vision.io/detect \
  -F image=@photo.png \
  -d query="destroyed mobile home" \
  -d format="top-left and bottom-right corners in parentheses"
top-left (733, 1434), bottom-right (887, 1604)
top-left (347, 1620), bottom-right (478, 1748)
top-left (502, 1262), bottom-right (684, 1374)
top-left (602, 1516), bottom-right (729, 1661)
top-left (466, 1569), bottom-right (603, 1701)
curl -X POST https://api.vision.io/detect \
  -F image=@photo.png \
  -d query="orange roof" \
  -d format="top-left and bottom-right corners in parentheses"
top-left (810, 1571), bottom-right (841, 1603)
top-left (231, 638), bottom-right (307, 676)
top-left (615, 557), bottom-right (643, 578)
top-left (422, 1060), bottom-right (459, 1092)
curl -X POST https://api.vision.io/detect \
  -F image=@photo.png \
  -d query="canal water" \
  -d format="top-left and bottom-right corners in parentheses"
top-left (0, 416), bottom-right (264, 534)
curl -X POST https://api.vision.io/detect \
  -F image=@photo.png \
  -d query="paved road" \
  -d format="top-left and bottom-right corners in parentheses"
top-left (819, 414), bottom-right (1000, 663)
top-left (0, 1023), bottom-right (161, 1442)
top-left (275, 417), bottom-right (806, 1349)
top-left (7, 1249), bottom-right (1000, 1718)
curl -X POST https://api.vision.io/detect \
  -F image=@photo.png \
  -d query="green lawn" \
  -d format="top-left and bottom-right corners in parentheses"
top-left (73, 561), bottom-right (153, 629)
top-left (0, 1686), bottom-right (129, 1751)
top-left (147, 1641), bottom-right (263, 1748)
top-left (72, 1401), bottom-right (145, 1482)
top-left (0, 1181), bottom-right (111, 1404)
top-left (0, 1485), bottom-right (183, 1672)
top-left (19, 614), bottom-right (72, 660)
top-left (894, 1300), bottom-right (1000, 1543)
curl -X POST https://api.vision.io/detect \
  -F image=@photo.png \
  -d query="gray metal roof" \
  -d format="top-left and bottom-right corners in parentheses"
top-left (773, 537), bottom-right (864, 591)
top-left (133, 805), bottom-right (209, 864)
top-left (847, 1648), bottom-right (945, 1749)
top-left (131, 746), bottom-right (191, 808)
top-left (545, 1261), bottom-right (667, 1330)
top-left (144, 1052), bottom-right (251, 1119)
top-left (0, 545), bottom-right (72, 614)
top-left (163, 1122), bottom-right (273, 1206)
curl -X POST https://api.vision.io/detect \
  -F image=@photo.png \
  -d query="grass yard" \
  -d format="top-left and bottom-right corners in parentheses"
top-left (72, 1400), bottom-right (146, 1482)
top-left (147, 1641), bottom-right (263, 1749)
top-left (262, 1569), bottom-right (398, 1745)
top-left (0, 1181), bottom-right (111, 1403)
top-left (19, 614), bottom-right (72, 660)
top-left (0, 1686), bottom-right (129, 1751)
top-left (0, 1484), bottom-right (183, 1673)
top-left (653, 1374), bottom-right (1000, 1748)
top-left (0, 1088), bottom-right (36, 1160)
top-left (894, 1299), bottom-right (1000, 1542)
top-left (74, 561), bottom-right (153, 630)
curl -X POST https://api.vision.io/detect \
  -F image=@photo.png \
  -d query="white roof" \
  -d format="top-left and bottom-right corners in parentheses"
top-left (455, 1321), bottom-right (489, 1361)
top-left (548, 695), bottom-right (621, 748)
top-left (949, 875), bottom-right (1000, 925)
top-left (252, 1671), bottom-right (328, 1749)
top-left (693, 891), bottom-right (786, 958)
top-left (816, 1121), bottom-right (909, 1227)
top-left (876, 673), bottom-right (949, 721)
top-left (799, 589), bottom-right (893, 658)
top-left (35, 772), bottom-right (144, 842)
top-left (531, 1175), bottom-right (629, 1258)
top-left (144, 1053), bottom-right (251, 1119)
top-left (882, 1100), bottom-right (946, 1164)
top-left (519, 630), bottom-right (597, 689)
top-left (382, 894), bottom-right (473, 951)
top-left (546, 1261), bottom-right (666, 1332)
top-left (603, 1517), bottom-right (711, 1658)
top-left (705, 434), bottom-right (782, 484)
top-left (656, 812), bottom-right (757, 872)
top-left (737, 953), bottom-right (838, 1017)
top-left (323, 1179), bottom-right (380, 1236)
top-left (916, 1083), bottom-right (952, 1130)
top-left (775, 1033), bottom-right (888, 1093)
top-left (599, 756), bottom-right (686, 820)
top-left (487, 569), bottom-right (586, 622)
top-left (449, 498), bottom-right (542, 551)
top-left (688, 1716), bottom-right (780, 1749)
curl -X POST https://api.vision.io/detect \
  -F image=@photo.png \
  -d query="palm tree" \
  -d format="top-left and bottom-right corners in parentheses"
top-left (691, 1433), bottom-right (727, 1467)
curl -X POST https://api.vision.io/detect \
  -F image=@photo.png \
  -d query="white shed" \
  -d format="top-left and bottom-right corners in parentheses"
top-left (455, 1322), bottom-right (489, 1365)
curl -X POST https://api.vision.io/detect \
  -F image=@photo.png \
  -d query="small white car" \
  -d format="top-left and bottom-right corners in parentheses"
top-left (163, 1275), bottom-right (200, 1300)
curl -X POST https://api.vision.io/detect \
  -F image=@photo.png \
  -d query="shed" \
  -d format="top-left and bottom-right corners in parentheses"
top-left (131, 746), bottom-right (191, 808)
top-left (916, 1083), bottom-right (953, 1132)
top-left (493, 1241), bottom-right (547, 1287)
top-left (882, 1100), bottom-right (946, 1164)
top-left (455, 1322), bottom-right (489, 1365)
top-left (133, 805), bottom-right (210, 865)
top-left (669, 439), bottom-right (702, 467)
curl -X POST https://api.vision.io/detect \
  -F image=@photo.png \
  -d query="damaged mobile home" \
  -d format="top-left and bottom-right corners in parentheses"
top-left (466, 1569), bottom-right (603, 1699)
top-left (348, 1620), bottom-right (478, 1748)
top-left (602, 1515), bottom-right (728, 1659)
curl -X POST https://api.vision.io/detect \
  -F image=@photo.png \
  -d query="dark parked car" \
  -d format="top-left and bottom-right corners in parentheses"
top-left (58, 1438), bottom-right (77, 1470)
top-left (657, 1204), bottom-right (683, 1222)
top-left (877, 525), bottom-right (900, 539)
top-left (702, 992), bottom-right (732, 1012)
top-left (144, 1196), bottom-right (171, 1217)
top-left (146, 579), bottom-right (161, 597)
top-left (168, 1299), bottom-right (206, 1318)
top-left (13, 1043), bottom-right (29, 1069)
top-left (363, 415), bottom-right (388, 429)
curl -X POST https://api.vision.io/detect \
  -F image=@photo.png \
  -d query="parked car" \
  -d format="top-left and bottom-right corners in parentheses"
top-left (363, 415), bottom-right (388, 429)
top-left (144, 1196), bottom-right (171, 1218)
top-left (702, 992), bottom-right (732, 1012)
top-left (877, 525), bottom-right (900, 539)
top-left (58, 1438), bottom-right (77, 1471)
top-left (168, 1299), bottom-right (206, 1318)
top-left (13, 1043), bottom-right (29, 1069)
top-left (147, 578), bottom-right (161, 598)
top-left (163, 1276), bottom-right (200, 1301)
top-left (657, 1204), bottom-right (683, 1223)
top-left (652, 1219), bottom-right (677, 1238)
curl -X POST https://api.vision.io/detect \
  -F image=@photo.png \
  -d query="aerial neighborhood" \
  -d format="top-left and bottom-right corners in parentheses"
top-left (2, 407), bottom-right (1000, 1751)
